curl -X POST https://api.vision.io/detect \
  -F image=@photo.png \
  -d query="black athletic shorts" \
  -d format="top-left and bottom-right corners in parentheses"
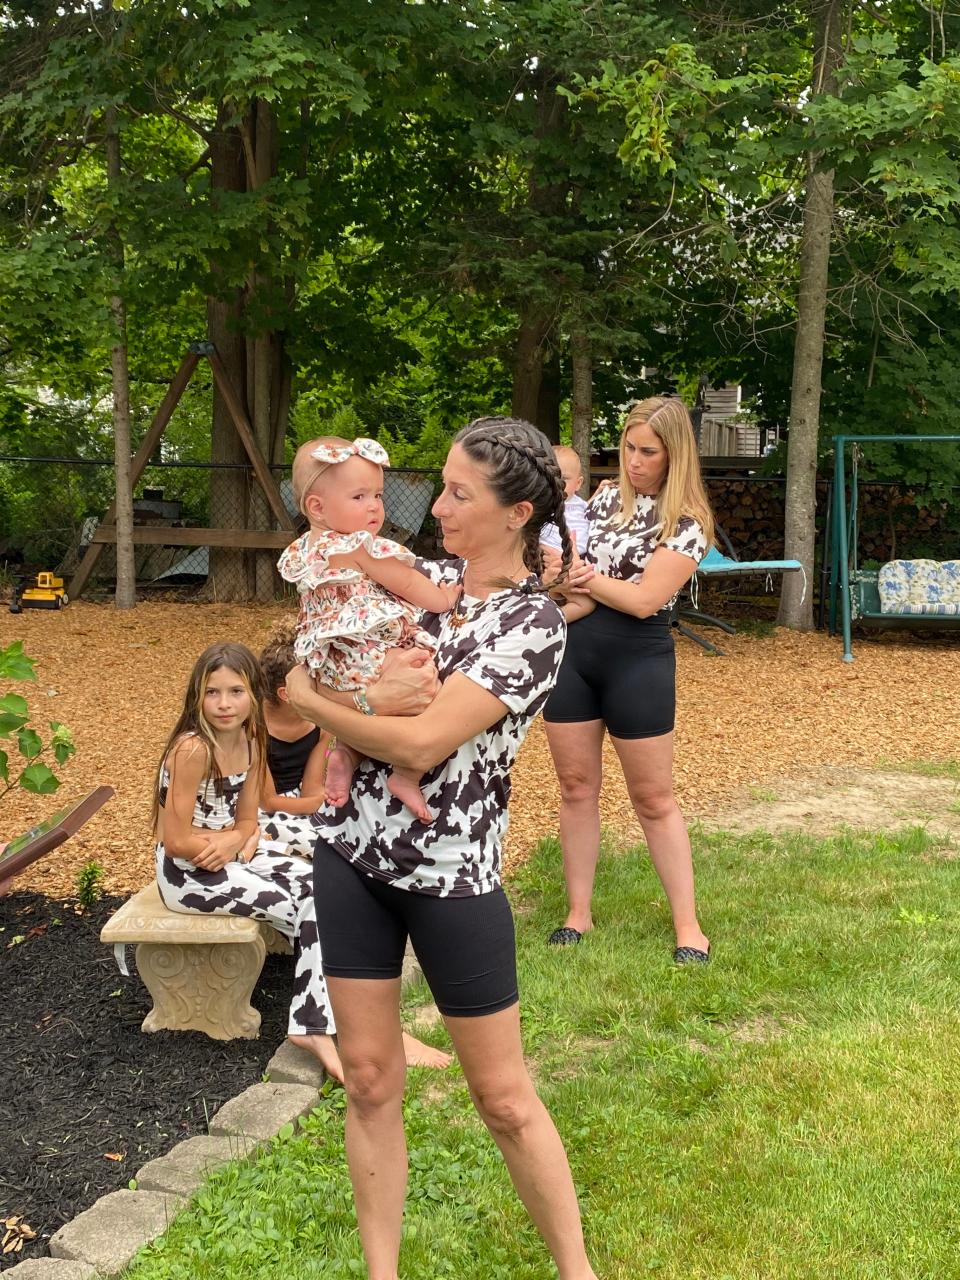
top-left (313, 839), bottom-right (519, 1018)
top-left (543, 603), bottom-right (676, 738)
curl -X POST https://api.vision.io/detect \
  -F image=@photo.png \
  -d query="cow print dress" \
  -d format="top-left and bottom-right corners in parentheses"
top-left (155, 741), bottom-right (333, 1035)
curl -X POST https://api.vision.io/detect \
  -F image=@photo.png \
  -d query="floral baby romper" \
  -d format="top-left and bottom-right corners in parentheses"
top-left (278, 530), bottom-right (436, 691)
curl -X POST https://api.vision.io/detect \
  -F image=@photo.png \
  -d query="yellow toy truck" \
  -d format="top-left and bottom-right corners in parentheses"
top-left (9, 572), bottom-right (68, 613)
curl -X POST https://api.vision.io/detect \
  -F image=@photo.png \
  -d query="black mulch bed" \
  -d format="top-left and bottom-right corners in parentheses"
top-left (0, 891), bottom-right (294, 1270)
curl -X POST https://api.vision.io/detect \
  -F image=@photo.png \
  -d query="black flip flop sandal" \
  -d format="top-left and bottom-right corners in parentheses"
top-left (673, 944), bottom-right (710, 965)
top-left (548, 926), bottom-right (583, 946)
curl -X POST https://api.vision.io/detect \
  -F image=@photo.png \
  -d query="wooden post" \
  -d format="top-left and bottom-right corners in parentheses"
top-left (207, 352), bottom-right (294, 531)
top-left (68, 352), bottom-right (200, 599)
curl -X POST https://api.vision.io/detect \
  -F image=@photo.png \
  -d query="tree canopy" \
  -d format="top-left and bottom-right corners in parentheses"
top-left (2, 0), bottom-right (959, 599)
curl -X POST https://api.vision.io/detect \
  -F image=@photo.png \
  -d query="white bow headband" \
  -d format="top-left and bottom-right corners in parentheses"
top-left (310, 438), bottom-right (390, 467)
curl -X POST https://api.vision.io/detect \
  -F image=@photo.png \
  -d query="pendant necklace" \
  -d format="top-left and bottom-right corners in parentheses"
top-left (449, 589), bottom-right (471, 630)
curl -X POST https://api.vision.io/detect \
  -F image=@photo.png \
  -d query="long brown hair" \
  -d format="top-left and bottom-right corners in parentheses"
top-left (615, 397), bottom-right (714, 548)
top-left (152, 642), bottom-right (266, 832)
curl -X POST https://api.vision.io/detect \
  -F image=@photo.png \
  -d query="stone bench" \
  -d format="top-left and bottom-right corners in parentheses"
top-left (101, 882), bottom-right (292, 1042)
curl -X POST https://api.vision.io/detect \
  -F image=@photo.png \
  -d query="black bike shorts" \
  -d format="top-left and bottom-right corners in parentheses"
top-left (543, 603), bottom-right (676, 738)
top-left (313, 839), bottom-right (519, 1018)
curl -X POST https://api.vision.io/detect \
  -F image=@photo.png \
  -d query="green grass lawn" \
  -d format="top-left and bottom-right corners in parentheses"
top-left (123, 820), bottom-right (960, 1280)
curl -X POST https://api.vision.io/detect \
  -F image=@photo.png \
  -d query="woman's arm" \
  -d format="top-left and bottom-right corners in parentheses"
top-left (286, 666), bottom-right (509, 774)
top-left (579, 546), bottom-right (699, 618)
top-left (332, 547), bottom-right (460, 613)
top-left (326, 646), bottom-right (440, 715)
top-left (260, 739), bottom-right (329, 814)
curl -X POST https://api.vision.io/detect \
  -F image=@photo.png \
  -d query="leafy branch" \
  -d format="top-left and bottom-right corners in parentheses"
top-left (0, 641), bottom-right (76, 801)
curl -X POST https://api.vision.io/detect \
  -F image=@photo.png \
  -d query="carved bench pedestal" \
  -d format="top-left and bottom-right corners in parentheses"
top-left (101, 883), bottom-right (291, 1041)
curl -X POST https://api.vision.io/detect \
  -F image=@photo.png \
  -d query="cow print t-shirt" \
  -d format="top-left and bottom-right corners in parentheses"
top-left (585, 484), bottom-right (707, 605)
top-left (321, 558), bottom-right (566, 897)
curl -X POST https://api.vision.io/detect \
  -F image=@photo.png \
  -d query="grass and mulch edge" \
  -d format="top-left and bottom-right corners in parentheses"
top-left (116, 811), bottom-right (960, 1280)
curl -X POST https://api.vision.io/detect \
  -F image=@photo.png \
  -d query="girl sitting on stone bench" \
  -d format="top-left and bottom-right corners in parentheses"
top-left (154, 641), bottom-right (448, 1079)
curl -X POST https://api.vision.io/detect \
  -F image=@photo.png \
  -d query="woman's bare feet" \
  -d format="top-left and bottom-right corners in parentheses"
top-left (287, 1032), bottom-right (344, 1083)
top-left (402, 1031), bottom-right (451, 1069)
top-left (324, 745), bottom-right (359, 808)
top-left (387, 769), bottom-right (433, 823)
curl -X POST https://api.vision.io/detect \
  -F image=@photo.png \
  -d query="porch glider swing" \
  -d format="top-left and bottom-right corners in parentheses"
top-left (828, 433), bottom-right (960, 662)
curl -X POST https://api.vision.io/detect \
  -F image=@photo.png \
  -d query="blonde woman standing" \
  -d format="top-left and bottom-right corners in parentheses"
top-left (543, 397), bottom-right (714, 962)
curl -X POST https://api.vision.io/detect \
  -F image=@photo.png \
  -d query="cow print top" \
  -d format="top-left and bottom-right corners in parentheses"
top-left (585, 484), bottom-right (707, 605)
top-left (156, 737), bottom-right (248, 859)
top-left (321, 558), bottom-right (566, 897)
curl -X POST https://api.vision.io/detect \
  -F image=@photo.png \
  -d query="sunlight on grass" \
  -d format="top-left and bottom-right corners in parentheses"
top-left (122, 823), bottom-right (960, 1280)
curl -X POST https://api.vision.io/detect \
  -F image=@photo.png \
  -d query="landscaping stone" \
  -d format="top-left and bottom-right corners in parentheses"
top-left (134, 1133), bottom-right (259, 1197)
top-left (265, 1038), bottom-right (327, 1088)
top-left (2, 1261), bottom-right (99, 1279)
top-left (208, 1082), bottom-right (320, 1141)
top-left (402, 941), bottom-right (423, 988)
top-left (49, 1189), bottom-right (182, 1275)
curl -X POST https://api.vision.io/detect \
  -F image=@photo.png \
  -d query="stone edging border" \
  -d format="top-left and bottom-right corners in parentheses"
top-left (4, 951), bottom-right (425, 1278)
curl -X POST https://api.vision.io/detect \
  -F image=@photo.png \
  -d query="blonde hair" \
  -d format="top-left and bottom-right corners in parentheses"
top-left (615, 397), bottom-right (714, 547)
top-left (291, 437), bottom-right (355, 516)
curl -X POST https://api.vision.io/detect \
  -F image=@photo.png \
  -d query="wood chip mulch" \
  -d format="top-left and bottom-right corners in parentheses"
top-left (4, 601), bottom-right (960, 897)
top-left (2, 600), bottom-right (958, 1267)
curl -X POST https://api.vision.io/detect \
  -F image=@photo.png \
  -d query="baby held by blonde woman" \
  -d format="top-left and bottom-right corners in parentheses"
top-left (540, 445), bottom-right (590, 557)
top-left (279, 437), bottom-right (459, 823)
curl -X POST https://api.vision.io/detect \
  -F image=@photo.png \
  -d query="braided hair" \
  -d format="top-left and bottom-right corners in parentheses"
top-left (453, 416), bottom-right (573, 588)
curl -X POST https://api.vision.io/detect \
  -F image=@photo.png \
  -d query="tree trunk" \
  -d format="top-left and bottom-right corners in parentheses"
top-left (778, 0), bottom-right (844, 630)
top-left (570, 331), bottom-right (592, 497)
top-left (511, 74), bottom-right (567, 433)
top-left (105, 102), bottom-right (135, 610)
top-left (249, 99), bottom-right (283, 601)
top-left (207, 108), bottom-right (251, 601)
top-left (512, 306), bottom-right (552, 426)
top-left (536, 349), bottom-right (562, 442)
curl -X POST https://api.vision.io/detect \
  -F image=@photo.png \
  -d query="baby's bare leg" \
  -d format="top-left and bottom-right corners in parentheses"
top-left (387, 767), bottom-right (433, 824)
top-left (325, 743), bottom-right (362, 808)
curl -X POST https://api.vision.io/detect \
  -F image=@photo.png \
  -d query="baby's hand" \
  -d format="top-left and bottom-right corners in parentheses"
top-left (436, 582), bottom-right (462, 613)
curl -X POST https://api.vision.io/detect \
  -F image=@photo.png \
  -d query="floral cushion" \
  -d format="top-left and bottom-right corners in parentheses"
top-left (878, 559), bottom-right (960, 615)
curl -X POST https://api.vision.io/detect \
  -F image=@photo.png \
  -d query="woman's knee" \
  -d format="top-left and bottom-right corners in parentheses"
top-left (556, 765), bottom-right (601, 807)
top-left (471, 1079), bottom-right (539, 1140)
top-left (629, 786), bottom-right (676, 824)
top-left (343, 1057), bottom-right (405, 1116)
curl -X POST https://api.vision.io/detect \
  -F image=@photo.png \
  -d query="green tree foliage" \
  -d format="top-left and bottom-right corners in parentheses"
top-left (2, 2), bottom-right (959, 602)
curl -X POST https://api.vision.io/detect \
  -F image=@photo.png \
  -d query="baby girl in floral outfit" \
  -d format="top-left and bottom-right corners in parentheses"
top-left (279, 436), bottom-right (459, 822)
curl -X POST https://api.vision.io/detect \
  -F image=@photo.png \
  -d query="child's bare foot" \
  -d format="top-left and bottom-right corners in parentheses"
top-left (402, 1032), bottom-right (452, 1069)
top-left (287, 1032), bottom-right (344, 1083)
top-left (324, 746), bottom-right (357, 808)
top-left (387, 770), bottom-right (433, 823)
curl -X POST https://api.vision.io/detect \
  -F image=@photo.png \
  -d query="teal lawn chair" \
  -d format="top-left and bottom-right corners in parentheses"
top-left (675, 537), bottom-right (805, 655)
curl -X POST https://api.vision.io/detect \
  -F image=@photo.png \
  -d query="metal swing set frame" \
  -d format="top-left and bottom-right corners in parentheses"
top-left (828, 433), bottom-right (960, 662)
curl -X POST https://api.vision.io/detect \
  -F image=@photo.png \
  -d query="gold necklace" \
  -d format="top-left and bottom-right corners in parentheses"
top-left (449, 591), bottom-right (471, 630)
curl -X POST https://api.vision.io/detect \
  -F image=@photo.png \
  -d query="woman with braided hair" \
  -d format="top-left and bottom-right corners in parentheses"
top-left (543, 397), bottom-right (713, 964)
top-left (285, 417), bottom-right (597, 1280)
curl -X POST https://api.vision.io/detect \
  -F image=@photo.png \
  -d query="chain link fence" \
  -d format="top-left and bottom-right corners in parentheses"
top-left (4, 455), bottom-right (954, 606)
top-left (0, 456), bottom-right (444, 601)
